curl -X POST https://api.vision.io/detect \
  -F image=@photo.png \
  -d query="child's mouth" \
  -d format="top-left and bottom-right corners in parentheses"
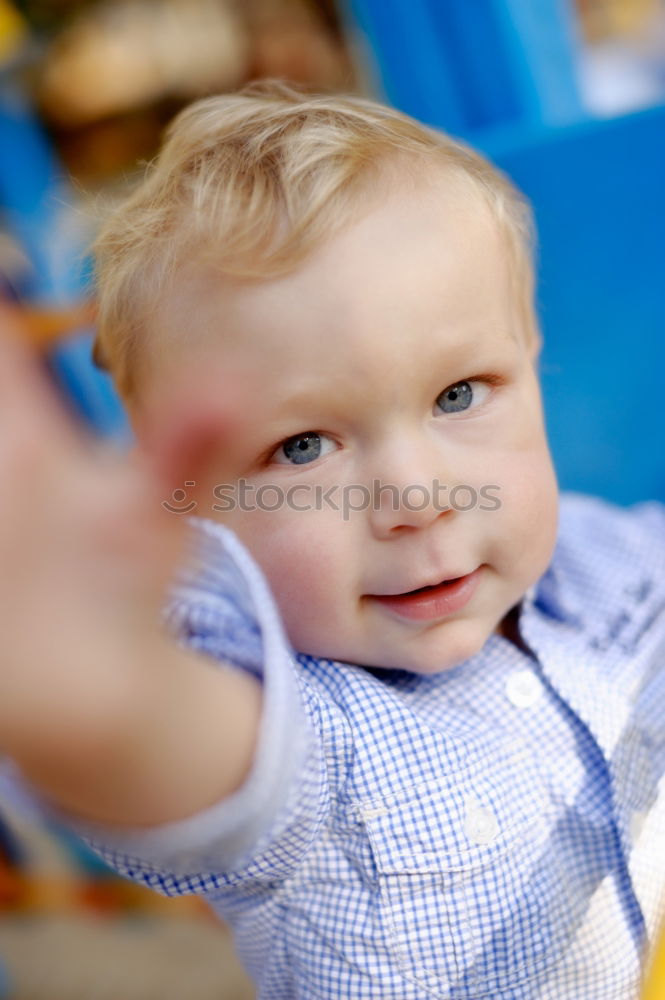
top-left (404, 578), bottom-right (460, 595)
top-left (369, 568), bottom-right (482, 622)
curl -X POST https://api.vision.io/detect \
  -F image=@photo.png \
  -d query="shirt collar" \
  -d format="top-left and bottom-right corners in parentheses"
top-left (528, 560), bottom-right (586, 629)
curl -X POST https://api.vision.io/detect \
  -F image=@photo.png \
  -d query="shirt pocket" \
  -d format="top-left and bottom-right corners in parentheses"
top-left (359, 757), bottom-right (565, 999)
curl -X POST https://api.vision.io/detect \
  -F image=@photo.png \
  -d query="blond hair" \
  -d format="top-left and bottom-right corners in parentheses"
top-left (92, 80), bottom-right (538, 401)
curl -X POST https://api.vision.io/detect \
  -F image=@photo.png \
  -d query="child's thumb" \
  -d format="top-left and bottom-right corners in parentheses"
top-left (133, 365), bottom-right (252, 505)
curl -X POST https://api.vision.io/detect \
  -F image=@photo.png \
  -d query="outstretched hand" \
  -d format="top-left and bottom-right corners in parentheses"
top-left (0, 309), bottom-right (237, 767)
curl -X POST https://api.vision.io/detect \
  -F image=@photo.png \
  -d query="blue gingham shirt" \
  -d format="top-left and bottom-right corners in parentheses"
top-left (75, 493), bottom-right (665, 1000)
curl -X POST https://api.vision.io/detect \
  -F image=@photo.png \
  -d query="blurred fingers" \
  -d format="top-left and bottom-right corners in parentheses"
top-left (0, 305), bottom-right (88, 454)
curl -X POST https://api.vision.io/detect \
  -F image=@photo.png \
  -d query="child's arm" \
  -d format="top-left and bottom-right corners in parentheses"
top-left (12, 641), bottom-right (262, 828)
top-left (0, 319), bottom-right (262, 828)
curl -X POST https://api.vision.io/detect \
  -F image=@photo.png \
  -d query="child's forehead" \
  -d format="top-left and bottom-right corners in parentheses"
top-left (137, 188), bottom-right (523, 426)
top-left (138, 172), bottom-right (523, 419)
top-left (161, 176), bottom-right (506, 337)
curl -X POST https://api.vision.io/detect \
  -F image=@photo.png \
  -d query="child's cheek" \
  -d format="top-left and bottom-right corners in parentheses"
top-left (234, 507), bottom-right (350, 652)
top-left (492, 444), bottom-right (559, 579)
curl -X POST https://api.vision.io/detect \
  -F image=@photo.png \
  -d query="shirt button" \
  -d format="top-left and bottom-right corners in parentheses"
top-left (505, 669), bottom-right (544, 708)
top-left (464, 796), bottom-right (499, 844)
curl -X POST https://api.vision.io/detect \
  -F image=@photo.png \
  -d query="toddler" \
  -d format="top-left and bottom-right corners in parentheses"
top-left (1, 82), bottom-right (664, 999)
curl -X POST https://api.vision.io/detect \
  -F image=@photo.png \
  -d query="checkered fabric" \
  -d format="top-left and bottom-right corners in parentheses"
top-left (72, 494), bottom-right (665, 1000)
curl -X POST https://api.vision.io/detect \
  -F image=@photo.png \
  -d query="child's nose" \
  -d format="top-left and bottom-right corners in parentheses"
top-left (365, 435), bottom-right (457, 539)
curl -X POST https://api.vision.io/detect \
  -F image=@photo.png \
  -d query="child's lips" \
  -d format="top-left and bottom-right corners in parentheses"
top-left (368, 568), bottom-right (482, 622)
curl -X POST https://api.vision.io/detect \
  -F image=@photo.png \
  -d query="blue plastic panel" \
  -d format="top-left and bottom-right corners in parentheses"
top-left (340, 0), bottom-right (583, 131)
top-left (487, 105), bottom-right (665, 503)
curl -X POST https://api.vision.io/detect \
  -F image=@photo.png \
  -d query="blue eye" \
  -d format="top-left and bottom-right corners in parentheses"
top-left (273, 432), bottom-right (335, 466)
top-left (435, 380), bottom-right (488, 414)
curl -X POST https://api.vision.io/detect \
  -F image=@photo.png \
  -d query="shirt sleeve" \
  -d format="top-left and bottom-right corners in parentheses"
top-left (39, 518), bottom-right (333, 898)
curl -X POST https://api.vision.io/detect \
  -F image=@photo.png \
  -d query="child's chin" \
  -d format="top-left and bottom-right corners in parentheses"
top-left (383, 623), bottom-right (492, 676)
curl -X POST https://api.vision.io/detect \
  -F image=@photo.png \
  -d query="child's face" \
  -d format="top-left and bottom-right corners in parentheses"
top-left (149, 174), bottom-right (559, 673)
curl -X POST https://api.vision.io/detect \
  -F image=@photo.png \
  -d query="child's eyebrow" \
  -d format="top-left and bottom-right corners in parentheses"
top-left (404, 328), bottom-right (522, 378)
top-left (229, 328), bottom-right (522, 436)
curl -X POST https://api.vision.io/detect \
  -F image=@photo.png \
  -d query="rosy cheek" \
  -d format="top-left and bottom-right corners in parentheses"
top-left (266, 555), bottom-right (339, 653)
top-left (498, 451), bottom-right (558, 566)
top-left (246, 515), bottom-right (338, 615)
